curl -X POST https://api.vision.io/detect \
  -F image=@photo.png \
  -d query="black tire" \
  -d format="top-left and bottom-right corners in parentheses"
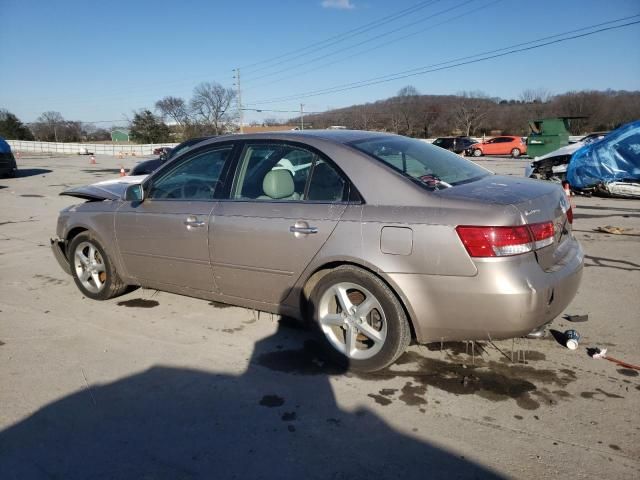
top-left (68, 233), bottom-right (128, 300)
top-left (309, 265), bottom-right (411, 372)
top-left (511, 148), bottom-right (521, 158)
top-left (472, 149), bottom-right (482, 157)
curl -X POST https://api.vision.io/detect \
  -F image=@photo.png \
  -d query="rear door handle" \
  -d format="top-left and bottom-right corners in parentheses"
top-left (290, 226), bottom-right (318, 234)
top-left (184, 215), bottom-right (206, 228)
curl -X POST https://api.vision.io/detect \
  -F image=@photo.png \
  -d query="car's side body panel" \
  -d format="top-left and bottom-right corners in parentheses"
top-left (210, 201), bottom-right (346, 303)
top-left (114, 199), bottom-right (216, 292)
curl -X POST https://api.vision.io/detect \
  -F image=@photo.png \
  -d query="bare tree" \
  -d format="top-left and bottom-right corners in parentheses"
top-left (397, 85), bottom-right (420, 98)
top-left (33, 111), bottom-right (64, 141)
top-left (155, 96), bottom-right (190, 127)
top-left (263, 117), bottom-right (285, 126)
top-left (519, 88), bottom-right (553, 104)
top-left (417, 102), bottom-right (440, 138)
top-left (452, 92), bottom-right (490, 136)
top-left (189, 82), bottom-right (236, 135)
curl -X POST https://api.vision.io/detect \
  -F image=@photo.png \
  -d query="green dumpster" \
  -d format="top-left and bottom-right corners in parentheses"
top-left (526, 117), bottom-right (579, 158)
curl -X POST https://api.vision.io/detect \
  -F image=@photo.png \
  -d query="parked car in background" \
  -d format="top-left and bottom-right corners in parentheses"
top-left (131, 137), bottom-right (210, 176)
top-left (432, 136), bottom-right (477, 154)
top-left (0, 137), bottom-right (18, 178)
top-left (152, 146), bottom-right (173, 157)
top-left (469, 136), bottom-right (527, 158)
top-left (52, 130), bottom-right (583, 372)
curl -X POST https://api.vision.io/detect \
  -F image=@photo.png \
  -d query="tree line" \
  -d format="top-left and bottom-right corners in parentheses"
top-left (2, 87), bottom-right (638, 144)
top-left (295, 87), bottom-right (640, 137)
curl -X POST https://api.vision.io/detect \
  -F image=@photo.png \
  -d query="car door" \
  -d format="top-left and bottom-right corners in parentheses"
top-left (495, 137), bottom-right (512, 155)
top-left (482, 138), bottom-right (499, 155)
top-left (210, 141), bottom-right (350, 304)
top-left (115, 143), bottom-right (236, 293)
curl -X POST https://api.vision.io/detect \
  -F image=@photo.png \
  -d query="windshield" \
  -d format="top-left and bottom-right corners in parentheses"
top-left (351, 136), bottom-right (491, 189)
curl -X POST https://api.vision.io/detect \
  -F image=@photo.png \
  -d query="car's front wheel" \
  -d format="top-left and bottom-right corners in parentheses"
top-left (69, 233), bottom-right (127, 300)
top-left (309, 266), bottom-right (411, 372)
top-left (511, 148), bottom-right (521, 158)
top-left (472, 149), bottom-right (482, 157)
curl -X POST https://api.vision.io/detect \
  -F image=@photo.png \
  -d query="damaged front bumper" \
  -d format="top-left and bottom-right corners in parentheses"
top-left (50, 236), bottom-right (71, 275)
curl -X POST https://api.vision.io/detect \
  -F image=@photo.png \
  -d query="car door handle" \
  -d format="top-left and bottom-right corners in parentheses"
top-left (184, 216), bottom-right (206, 228)
top-left (289, 225), bottom-right (318, 235)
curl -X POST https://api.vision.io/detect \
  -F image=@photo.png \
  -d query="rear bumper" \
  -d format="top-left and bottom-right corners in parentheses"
top-left (389, 240), bottom-right (584, 343)
top-left (50, 237), bottom-right (72, 275)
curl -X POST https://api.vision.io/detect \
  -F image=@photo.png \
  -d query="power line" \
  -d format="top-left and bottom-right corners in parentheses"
top-left (244, 0), bottom-right (500, 92)
top-left (243, 0), bottom-right (475, 85)
top-left (239, 0), bottom-right (441, 73)
top-left (246, 16), bottom-right (640, 106)
top-left (241, 108), bottom-right (325, 114)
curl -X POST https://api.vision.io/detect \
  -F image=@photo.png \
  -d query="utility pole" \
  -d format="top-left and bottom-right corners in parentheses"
top-left (233, 68), bottom-right (244, 134)
top-left (300, 103), bottom-right (304, 131)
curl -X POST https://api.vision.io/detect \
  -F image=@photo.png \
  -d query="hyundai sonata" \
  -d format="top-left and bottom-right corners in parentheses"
top-left (52, 130), bottom-right (583, 371)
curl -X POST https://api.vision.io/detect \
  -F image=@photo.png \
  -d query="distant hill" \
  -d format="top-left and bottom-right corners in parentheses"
top-left (290, 89), bottom-right (640, 137)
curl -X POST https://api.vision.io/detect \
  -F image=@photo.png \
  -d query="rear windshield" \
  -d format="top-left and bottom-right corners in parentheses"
top-left (350, 136), bottom-right (490, 189)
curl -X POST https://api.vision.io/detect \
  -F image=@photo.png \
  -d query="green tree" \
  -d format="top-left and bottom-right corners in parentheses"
top-left (0, 109), bottom-right (34, 140)
top-left (129, 110), bottom-right (170, 143)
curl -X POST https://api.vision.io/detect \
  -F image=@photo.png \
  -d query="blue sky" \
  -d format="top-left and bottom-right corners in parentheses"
top-left (1, 0), bottom-right (639, 126)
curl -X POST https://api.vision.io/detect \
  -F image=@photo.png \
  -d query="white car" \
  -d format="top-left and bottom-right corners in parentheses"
top-left (525, 132), bottom-right (608, 181)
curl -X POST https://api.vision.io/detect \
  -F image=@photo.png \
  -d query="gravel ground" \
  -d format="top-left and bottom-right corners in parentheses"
top-left (0, 152), bottom-right (638, 479)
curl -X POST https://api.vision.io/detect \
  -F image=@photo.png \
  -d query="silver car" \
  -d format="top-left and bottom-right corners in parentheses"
top-left (51, 130), bottom-right (583, 371)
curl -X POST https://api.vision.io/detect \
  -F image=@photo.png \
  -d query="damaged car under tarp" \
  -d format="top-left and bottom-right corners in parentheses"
top-left (526, 120), bottom-right (639, 198)
top-left (566, 120), bottom-right (640, 198)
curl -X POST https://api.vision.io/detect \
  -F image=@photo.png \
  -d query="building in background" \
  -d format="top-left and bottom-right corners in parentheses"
top-left (111, 128), bottom-right (131, 142)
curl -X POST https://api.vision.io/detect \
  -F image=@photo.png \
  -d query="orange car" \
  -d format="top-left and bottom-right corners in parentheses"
top-left (469, 136), bottom-right (527, 158)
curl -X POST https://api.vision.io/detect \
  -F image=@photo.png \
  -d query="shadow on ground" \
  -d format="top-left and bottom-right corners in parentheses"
top-left (0, 322), bottom-right (501, 479)
top-left (14, 169), bottom-right (53, 178)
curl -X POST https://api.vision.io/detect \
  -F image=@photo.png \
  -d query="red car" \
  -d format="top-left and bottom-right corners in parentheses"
top-left (469, 136), bottom-right (527, 158)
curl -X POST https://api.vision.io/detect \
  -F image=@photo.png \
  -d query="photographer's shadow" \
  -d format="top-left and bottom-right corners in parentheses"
top-left (0, 320), bottom-right (502, 479)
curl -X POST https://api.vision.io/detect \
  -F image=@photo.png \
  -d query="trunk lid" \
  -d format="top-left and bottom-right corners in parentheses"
top-left (60, 175), bottom-right (147, 201)
top-left (438, 175), bottom-right (573, 270)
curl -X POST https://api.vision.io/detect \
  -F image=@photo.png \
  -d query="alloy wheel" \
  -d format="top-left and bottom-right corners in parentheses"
top-left (317, 282), bottom-right (388, 360)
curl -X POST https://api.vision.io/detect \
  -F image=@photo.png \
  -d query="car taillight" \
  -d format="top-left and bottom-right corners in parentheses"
top-left (456, 221), bottom-right (555, 258)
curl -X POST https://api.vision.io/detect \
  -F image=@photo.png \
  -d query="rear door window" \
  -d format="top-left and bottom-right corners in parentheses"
top-left (230, 143), bottom-right (349, 202)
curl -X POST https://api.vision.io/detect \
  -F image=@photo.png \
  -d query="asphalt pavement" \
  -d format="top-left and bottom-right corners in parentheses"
top-left (1, 152), bottom-right (638, 479)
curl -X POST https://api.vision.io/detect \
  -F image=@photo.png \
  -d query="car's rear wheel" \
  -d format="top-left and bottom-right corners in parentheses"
top-left (472, 149), bottom-right (482, 157)
top-left (511, 148), bottom-right (521, 158)
top-left (69, 233), bottom-right (127, 300)
top-left (309, 266), bottom-right (411, 372)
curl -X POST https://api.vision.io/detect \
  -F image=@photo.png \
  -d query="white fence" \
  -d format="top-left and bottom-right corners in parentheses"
top-left (7, 136), bottom-right (585, 156)
top-left (7, 140), bottom-right (179, 156)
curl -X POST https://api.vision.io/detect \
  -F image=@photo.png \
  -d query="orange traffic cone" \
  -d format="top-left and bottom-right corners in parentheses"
top-left (119, 166), bottom-right (126, 177)
top-left (90, 155), bottom-right (96, 164)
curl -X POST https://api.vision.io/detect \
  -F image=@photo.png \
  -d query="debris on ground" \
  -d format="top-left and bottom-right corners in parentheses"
top-left (563, 314), bottom-right (589, 323)
top-left (595, 225), bottom-right (631, 235)
top-left (590, 348), bottom-right (640, 371)
top-left (564, 330), bottom-right (581, 350)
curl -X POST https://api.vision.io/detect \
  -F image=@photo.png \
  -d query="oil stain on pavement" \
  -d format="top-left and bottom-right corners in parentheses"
top-left (117, 298), bottom-right (159, 308)
top-left (257, 342), bottom-right (579, 410)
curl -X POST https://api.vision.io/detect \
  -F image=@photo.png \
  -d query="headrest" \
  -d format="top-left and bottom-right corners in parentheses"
top-left (262, 169), bottom-right (295, 199)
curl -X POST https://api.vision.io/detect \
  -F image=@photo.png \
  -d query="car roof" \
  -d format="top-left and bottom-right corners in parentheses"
top-left (209, 129), bottom-right (394, 146)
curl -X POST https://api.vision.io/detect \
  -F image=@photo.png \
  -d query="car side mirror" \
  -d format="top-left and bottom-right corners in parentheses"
top-left (124, 184), bottom-right (144, 202)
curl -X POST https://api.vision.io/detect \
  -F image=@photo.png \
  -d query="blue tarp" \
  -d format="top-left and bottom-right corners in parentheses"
top-left (567, 120), bottom-right (640, 189)
top-left (0, 137), bottom-right (12, 154)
